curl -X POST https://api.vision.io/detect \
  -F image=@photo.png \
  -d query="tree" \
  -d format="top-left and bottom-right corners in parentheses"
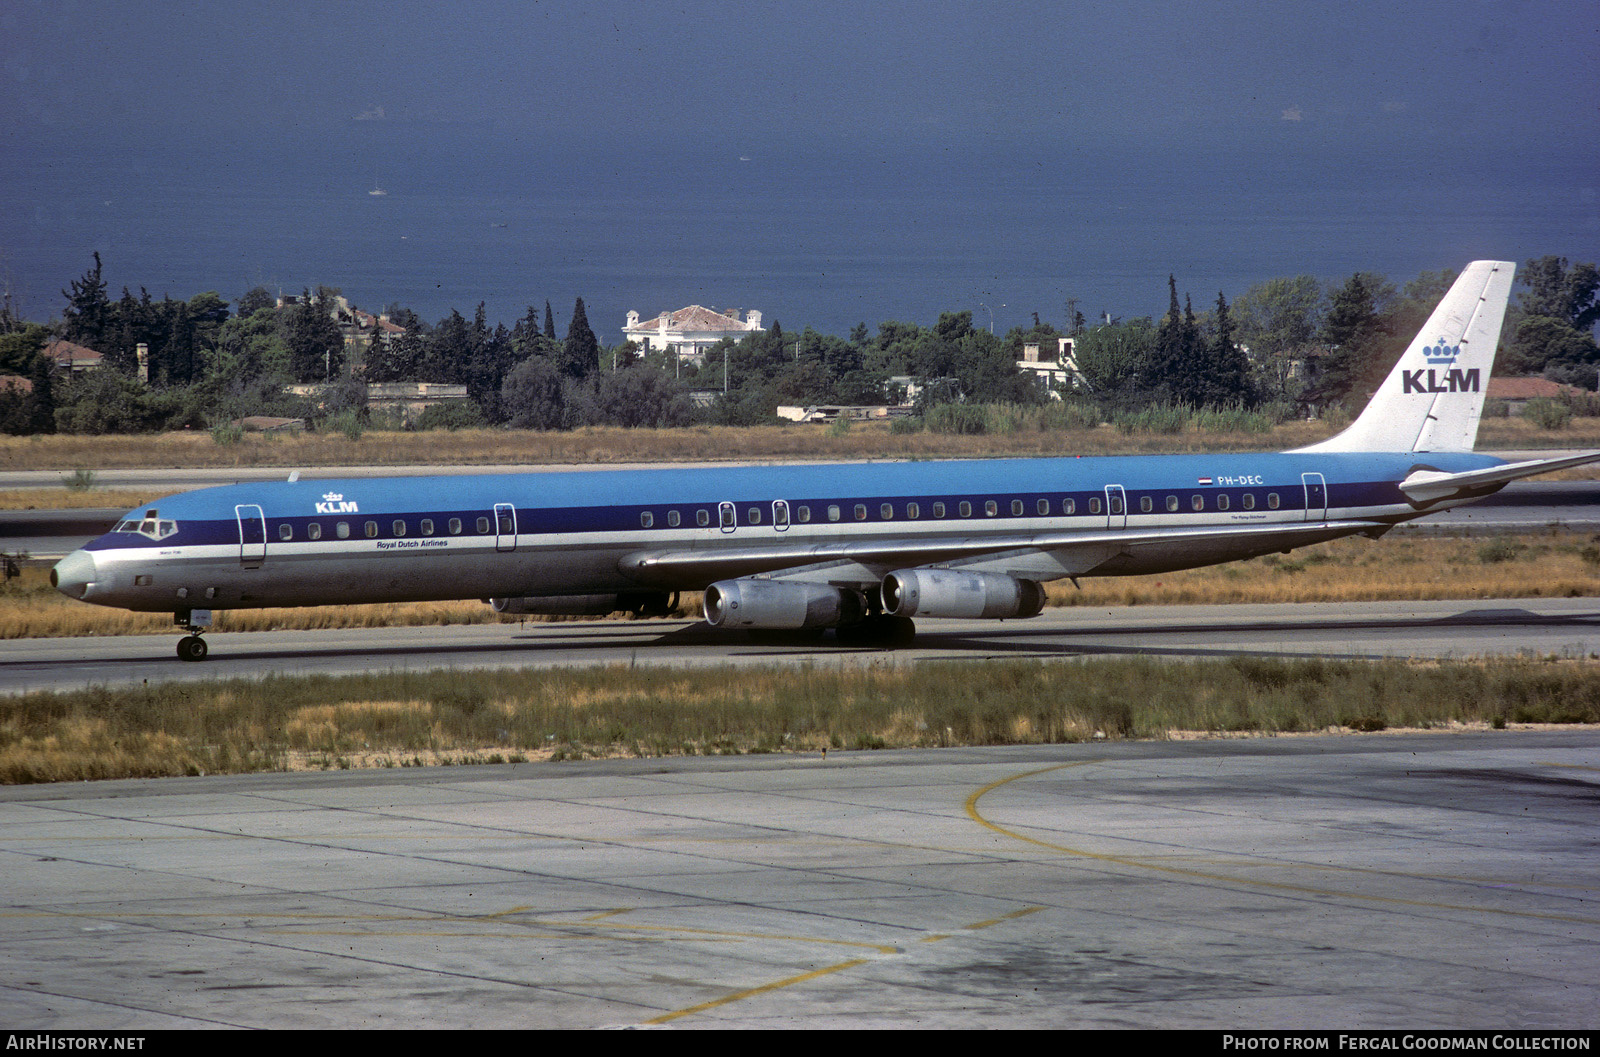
top-left (1309, 273), bottom-right (1386, 405)
top-left (1503, 257), bottom-right (1600, 378)
top-left (1068, 318), bottom-right (1157, 397)
top-left (1205, 292), bottom-right (1253, 407)
top-left (543, 301), bottom-right (556, 340)
top-left (560, 297), bottom-right (599, 379)
top-left (1232, 275), bottom-right (1322, 399)
top-left (236, 286), bottom-right (275, 318)
top-left (500, 356), bottom-right (566, 429)
top-left (283, 289), bottom-right (343, 382)
top-left (60, 253), bottom-right (110, 349)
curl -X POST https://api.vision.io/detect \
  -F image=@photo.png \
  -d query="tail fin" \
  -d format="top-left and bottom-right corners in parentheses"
top-left (1295, 260), bottom-right (1516, 453)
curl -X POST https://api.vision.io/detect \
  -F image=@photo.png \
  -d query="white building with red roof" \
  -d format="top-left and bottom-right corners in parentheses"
top-left (623, 305), bottom-right (764, 364)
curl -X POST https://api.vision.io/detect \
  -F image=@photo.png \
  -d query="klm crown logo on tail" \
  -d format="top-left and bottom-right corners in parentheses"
top-left (1403, 337), bottom-right (1479, 394)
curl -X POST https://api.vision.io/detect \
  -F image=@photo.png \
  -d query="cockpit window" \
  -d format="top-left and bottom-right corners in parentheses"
top-left (117, 519), bottom-right (177, 540)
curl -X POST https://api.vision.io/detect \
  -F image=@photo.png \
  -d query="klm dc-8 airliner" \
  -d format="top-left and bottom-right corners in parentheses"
top-left (51, 261), bottom-right (1600, 660)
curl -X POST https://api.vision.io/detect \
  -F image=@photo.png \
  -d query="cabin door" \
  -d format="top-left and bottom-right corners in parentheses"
top-left (772, 500), bottom-right (790, 532)
top-left (718, 501), bottom-right (737, 534)
top-left (236, 504), bottom-right (266, 563)
top-left (1301, 473), bottom-right (1327, 521)
top-left (494, 503), bottom-right (517, 552)
top-left (1103, 485), bottom-right (1127, 530)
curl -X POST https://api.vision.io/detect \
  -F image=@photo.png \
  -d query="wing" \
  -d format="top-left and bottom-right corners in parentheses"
top-left (618, 518), bottom-right (1386, 590)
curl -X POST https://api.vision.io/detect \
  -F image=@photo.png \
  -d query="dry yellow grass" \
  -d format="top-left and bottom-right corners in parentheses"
top-left (6, 416), bottom-right (1600, 476)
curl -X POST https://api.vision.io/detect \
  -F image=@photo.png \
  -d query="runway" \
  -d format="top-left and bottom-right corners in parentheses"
top-left (2, 731), bottom-right (1596, 1028)
top-left (6, 598), bottom-right (1600, 696)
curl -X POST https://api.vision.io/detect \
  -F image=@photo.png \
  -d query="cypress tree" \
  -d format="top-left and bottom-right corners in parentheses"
top-left (561, 297), bottom-right (599, 379)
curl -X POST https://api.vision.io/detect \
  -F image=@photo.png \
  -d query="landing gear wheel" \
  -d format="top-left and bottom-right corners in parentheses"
top-left (176, 635), bottom-right (208, 662)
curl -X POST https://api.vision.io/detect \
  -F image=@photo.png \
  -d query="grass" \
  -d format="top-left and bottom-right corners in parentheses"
top-left (3, 656), bottom-right (1597, 784)
top-left (6, 529), bottom-right (1598, 640)
top-left (7, 416), bottom-right (1600, 476)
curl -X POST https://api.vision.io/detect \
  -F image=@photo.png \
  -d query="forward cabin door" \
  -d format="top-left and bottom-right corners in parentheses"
top-left (1103, 485), bottom-right (1127, 530)
top-left (494, 503), bottom-right (517, 552)
top-left (772, 500), bottom-right (790, 532)
top-left (236, 504), bottom-right (266, 564)
top-left (1301, 473), bottom-right (1328, 521)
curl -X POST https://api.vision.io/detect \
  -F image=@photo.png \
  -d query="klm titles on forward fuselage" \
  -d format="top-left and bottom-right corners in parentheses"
top-left (315, 492), bottom-right (360, 514)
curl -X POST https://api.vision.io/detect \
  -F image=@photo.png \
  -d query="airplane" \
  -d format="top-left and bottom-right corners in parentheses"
top-left (50, 260), bottom-right (1600, 661)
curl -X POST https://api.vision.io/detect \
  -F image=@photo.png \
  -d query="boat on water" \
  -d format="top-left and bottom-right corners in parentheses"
top-left (369, 187), bottom-right (388, 196)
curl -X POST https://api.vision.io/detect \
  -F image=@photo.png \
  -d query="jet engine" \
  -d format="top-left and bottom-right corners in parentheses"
top-left (703, 578), bottom-right (865, 630)
top-left (490, 591), bottom-right (675, 617)
top-left (881, 569), bottom-right (1046, 620)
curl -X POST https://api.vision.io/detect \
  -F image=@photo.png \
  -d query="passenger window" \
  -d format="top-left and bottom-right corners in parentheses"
top-left (1037, 499), bottom-right (1049, 516)
top-left (421, 519), bottom-right (434, 536)
top-left (668, 510), bottom-right (681, 527)
top-left (365, 521), bottom-right (378, 538)
top-left (1166, 496), bottom-right (1179, 512)
top-left (1268, 493), bottom-right (1281, 509)
top-left (1191, 495), bottom-right (1204, 512)
top-left (697, 509), bottom-right (711, 527)
top-left (279, 523), bottom-right (293, 541)
top-left (1011, 500), bottom-right (1023, 516)
top-left (1243, 493), bottom-right (1256, 510)
top-left (881, 503), bottom-right (893, 519)
top-left (933, 502), bottom-right (946, 518)
top-left (959, 501), bottom-right (972, 517)
top-left (309, 522), bottom-right (322, 540)
top-left (337, 521), bottom-right (350, 539)
top-left (1064, 498), bottom-right (1076, 515)
top-left (393, 520), bottom-right (406, 536)
top-left (477, 516), bottom-right (491, 533)
top-left (1089, 497), bottom-right (1102, 515)
top-left (797, 505), bottom-right (811, 523)
top-left (985, 500), bottom-right (998, 517)
top-left (449, 518), bottom-right (462, 534)
top-left (907, 502), bottom-right (919, 519)
top-left (747, 507), bottom-right (761, 525)
top-left (720, 504), bottom-right (736, 528)
top-left (1140, 496), bottom-right (1153, 513)
top-left (498, 510), bottom-right (514, 535)
top-left (1110, 496), bottom-right (1124, 515)
top-left (828, 505), bottom-right (841, 522)
top-left (854, 504), bottom-right (867, 521)
top-left (641, 511), bottom-right (654, 528)
top-left (1217, 494), bottom-right (1230, 511)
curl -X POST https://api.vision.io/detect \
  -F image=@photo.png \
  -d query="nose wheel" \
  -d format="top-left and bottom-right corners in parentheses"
top-left (176, 634), bottom-right (209, 661)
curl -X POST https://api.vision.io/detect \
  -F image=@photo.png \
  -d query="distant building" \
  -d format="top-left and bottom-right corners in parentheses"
top-left (43, 340), bottom-right (103, 373)
top-left (1018, 336), bottom-right (1081, 396)
top-left (623, 305), bottom-right (764, 365)
top-left (1487, 376), bottom-right (1585, 414)
top-left (0, 374), bottom-right (33, 396)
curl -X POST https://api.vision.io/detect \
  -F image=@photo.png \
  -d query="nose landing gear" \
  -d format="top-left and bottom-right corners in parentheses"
top-left (174, 608), bottom-right (213, 662)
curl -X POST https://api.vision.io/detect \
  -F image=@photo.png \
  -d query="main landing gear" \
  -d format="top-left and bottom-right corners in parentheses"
top-left (174, 608), bottom-right (213, 662)
top-left (835, 614), bottom-right (917, 648)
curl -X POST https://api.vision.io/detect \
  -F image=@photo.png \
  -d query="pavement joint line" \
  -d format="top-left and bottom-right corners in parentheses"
top-left (964, 760), bottom-right (1600, 926)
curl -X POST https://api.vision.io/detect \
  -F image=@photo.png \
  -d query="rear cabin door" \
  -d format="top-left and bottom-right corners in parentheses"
top-left (1301, 473), bottom-right (1328, 521)
top-left (772, 500), bottom-right (790, 532)
top-left (494, 503), bottom-right (517, 552)
top-left (236, 504), bottom-right (266, 564)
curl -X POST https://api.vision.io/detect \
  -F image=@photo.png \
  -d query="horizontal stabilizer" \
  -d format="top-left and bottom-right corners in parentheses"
top-left (1399, 451), bottom-right (1600, 502)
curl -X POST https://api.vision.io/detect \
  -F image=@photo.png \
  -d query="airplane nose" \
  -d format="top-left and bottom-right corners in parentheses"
top-left (51, 549), bottom-right (97, 600)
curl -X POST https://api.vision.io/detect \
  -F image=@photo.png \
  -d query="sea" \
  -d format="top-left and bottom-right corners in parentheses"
top-left (4, 135), bottom-right (1596, 342)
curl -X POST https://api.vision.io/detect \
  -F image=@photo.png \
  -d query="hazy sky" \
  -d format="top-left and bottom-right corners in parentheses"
top-left (6, 0), bottom-right (1596, 165)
